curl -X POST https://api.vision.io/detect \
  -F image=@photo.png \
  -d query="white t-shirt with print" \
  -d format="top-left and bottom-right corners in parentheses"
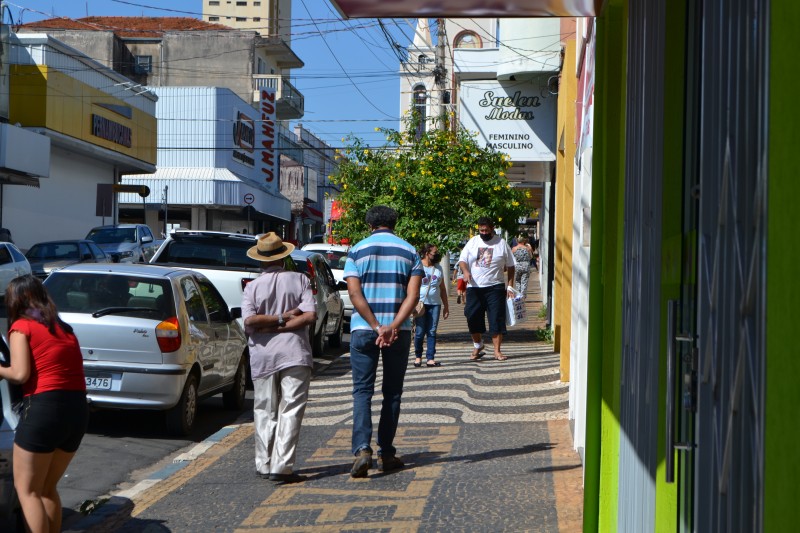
top-left (458, 234), bottom-right (516, 288)
top-left (419, 263), bottom-right (445, 305)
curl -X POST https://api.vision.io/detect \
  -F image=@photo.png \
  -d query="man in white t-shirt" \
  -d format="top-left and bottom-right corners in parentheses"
top-left (457, 216), bottom-right (516, 361)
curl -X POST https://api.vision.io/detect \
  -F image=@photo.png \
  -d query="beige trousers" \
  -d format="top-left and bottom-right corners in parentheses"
top-left (253, 365), bottom-right (311, 475)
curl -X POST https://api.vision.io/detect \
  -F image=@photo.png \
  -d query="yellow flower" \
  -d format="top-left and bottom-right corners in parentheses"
top-left (412, 232), bottom-right (416, 237)
top-left (525, 191), bottom-right (531, 198)
top-left (396, 148), bottom-right (401, 153)
top-left (396, 163), bottom-right (401, 168)
top-left (470, 171), bottom-right (478, 177)
top-left (341, 137), bottom-right (345, 142)
top-left (374, 127), bottom-right (380, 132)
top-left (343, 184), bottom-right (348, 189)
top-left (512, 201), bottom-right (519, 206)
top-left (437, 152), bottom-right (443, 156)
top-left (365, 167), bottom-right (369, 171)
top-left (400, 172), bottom-right (406, 177)
top-left (363, 149), bottom-right (369, 154)
top-left (391, 185), bottom-right (397, 191)
top-left (498, 217), bottom-right (502, 222)
top-left (499, 171), bottom-right (505, 177)
top-left (428, 156), bottom-right (433, 161)
top-left (463, 157), bottom-right (468, 162)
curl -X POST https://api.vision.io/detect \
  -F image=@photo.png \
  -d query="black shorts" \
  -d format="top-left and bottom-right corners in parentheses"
top-left (15, 390), bottom-right (89, 454)
top-left (464, 283), bottom-right (508, 336)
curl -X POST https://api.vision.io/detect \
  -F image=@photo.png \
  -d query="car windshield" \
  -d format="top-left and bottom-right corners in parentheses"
top-left (45, 272), bottom-right (172, 320)
top-left (320, 251), bottom-right (348, 270)
top-left (26, 243), bottom-right (80, 261)
top-left (154, 238), bottom-right (260, 269)
top-left (87, 228), bottom-right (136, 244)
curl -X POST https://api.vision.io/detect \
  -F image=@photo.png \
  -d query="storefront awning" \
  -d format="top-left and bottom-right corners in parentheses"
top-left (303, 205), bottom-right (324, 223)
top-left (120, 167), bottom-right (291, 221)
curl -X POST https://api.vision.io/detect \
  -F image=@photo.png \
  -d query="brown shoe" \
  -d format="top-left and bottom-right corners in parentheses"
top-left (377, 454), bottom-right (404, 472)
top-left (351, 449), bottom-right (373, 478)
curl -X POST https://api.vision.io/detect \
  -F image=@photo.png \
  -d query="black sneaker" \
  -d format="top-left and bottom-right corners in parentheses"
top-left (351, 449), bottom-right (373, 478)
top-left (377, 455), bottom-right (404, 472)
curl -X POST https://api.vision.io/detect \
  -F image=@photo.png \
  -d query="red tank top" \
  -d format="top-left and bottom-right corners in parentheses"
top-left (9, 318), bottom-right (86, 396)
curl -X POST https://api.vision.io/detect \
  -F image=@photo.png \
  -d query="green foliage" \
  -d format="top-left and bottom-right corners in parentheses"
top-left (538, 303), bottom-right (548, 320)
top-left (329, 117), bottom-right (531, 251)
top-left (533, 327), bottom-right (554, 343)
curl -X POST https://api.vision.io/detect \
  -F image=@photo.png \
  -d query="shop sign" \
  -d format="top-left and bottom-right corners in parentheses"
top-left (91, 113), bottom-right (132, 148)
top-left (459, 80), bottom-right (556, 161)
top-left (232, 109), bottom-right (255, 168)
top-left (259, 88), bottom-right (277, 183)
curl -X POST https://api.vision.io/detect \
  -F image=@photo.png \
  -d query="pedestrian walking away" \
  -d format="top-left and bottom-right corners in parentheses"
top-left (458, 216), bottom-right (517, 361)
top-left (413, 243), bottom-right (449, 368)
top-left (453, 261), bottom-right (467, 305)
top-left (0, 275), bottom-right (89, 533)
top-left (343, 205), bottom-right (423, 478)
top-left (241, 232), bottom-right (317, 484)
top-left (511, 236), bottom-right (533, 299)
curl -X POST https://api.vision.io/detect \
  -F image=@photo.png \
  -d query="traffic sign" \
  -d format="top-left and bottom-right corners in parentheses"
top-left (243, 193), bottom-right (255, 205)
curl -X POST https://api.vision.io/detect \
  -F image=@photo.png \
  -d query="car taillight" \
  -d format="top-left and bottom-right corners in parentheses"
top-left (306, 259), bottom-right (318, 295)
top-left (156, 317), bottom-right (181, 353)
top-left (241, 278), bottom-right (254, 290)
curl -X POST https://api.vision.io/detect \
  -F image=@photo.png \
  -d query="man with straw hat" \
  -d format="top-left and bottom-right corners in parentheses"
top-left (241, 232), bottom-right (317, 484)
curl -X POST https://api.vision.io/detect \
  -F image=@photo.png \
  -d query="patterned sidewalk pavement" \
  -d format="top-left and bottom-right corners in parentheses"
top-left (66, 276), bottom-right (584, 532)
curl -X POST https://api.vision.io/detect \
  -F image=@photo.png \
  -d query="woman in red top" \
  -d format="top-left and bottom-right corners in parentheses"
top-left (0, 275), bottom-right (88, 533)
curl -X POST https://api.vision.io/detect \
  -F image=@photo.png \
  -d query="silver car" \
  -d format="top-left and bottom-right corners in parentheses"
top-left (44, 264), bottom-right (248, 435)
top-left (25, 239), bottom-right (111, 280)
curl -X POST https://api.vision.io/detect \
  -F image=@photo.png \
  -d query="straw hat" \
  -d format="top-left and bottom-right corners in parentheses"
top-left (246, 232), bottom-right (295, 262)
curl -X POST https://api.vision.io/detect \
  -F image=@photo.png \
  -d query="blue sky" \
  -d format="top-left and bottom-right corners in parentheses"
top-left (7, 0), bottom-right (416, 148)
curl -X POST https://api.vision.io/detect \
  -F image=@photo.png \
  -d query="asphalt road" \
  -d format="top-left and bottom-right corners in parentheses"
top-left (59, 334), bottom-right (351, 525)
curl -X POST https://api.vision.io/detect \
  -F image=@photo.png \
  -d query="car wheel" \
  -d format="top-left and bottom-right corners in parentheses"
top-left (312, 322), bottom-right (325, 358)
top-left (166, 373), bottom-right (198, 436)
top-left (223, 356), bottom-right (247, 410)
top-left (328, 315), bottom-right (343, 348)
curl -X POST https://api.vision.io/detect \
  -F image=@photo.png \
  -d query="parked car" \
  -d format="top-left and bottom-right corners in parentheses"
top-left (85, 224), bottom-right (158, 263)
top-left (43, 264), bottom-right (248, 435)
top-left (0, 243), bottom-right (31, 300)
top-left (25, 239), bottom-right (111, 279)
top-left (290, 249), bottom-right (345, 356)
top-left (0, 334), bottom-right (22, 531)
top-left (151, 231), bottom-right (344, 356)
top-left (301, 243), bottom-right (352, 331)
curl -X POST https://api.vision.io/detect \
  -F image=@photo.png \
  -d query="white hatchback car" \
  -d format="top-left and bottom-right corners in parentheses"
top-left (0, 242), bottom-right (31, 297)
top-left (43, 264), bottom-right (248, 435)
top-left (301, 243), bottom-right (352, 331)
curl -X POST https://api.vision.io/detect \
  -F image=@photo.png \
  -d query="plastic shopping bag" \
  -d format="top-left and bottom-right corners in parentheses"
top-left (505, 288), bottom-right (526, 327)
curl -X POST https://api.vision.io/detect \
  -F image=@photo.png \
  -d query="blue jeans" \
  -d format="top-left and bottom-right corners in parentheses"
top-left (350, 329), bottom-right (411, 457)
top-left (413, 304), bottom-right (441, 360)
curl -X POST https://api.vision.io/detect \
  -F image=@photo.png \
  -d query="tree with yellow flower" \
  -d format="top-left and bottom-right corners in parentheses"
top-left (330, 118), bottom-right (529, 250)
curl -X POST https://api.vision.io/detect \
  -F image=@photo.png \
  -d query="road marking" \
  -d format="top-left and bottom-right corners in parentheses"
top-left (235, 427), bottom-right (458, 532)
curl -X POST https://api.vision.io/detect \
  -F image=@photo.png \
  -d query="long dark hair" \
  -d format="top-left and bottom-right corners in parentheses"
top-left (5, 275), bottom-right (73, 334)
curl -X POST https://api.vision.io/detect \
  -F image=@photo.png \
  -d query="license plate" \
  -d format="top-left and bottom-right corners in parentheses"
top-left (85, 375), bottom-right (112, 390)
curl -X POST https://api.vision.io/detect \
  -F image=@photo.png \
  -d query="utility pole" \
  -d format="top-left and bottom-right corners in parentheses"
top-left (434, 18), bottom-right (449, 130)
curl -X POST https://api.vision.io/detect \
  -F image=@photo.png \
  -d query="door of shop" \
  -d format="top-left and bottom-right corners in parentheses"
top-left (671, 1), bottom-right (769, 531)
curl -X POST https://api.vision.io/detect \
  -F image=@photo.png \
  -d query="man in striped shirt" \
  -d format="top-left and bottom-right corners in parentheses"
top-left (343, 205), bottom-right (423, 478)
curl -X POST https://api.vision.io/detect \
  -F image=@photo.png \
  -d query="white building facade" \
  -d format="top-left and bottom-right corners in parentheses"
top-left (122, 86), bottom-right (290, 235)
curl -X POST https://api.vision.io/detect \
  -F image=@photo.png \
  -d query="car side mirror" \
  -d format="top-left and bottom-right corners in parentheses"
top-left (337, 281), bottom-right (348, 291)
top-left (229, 307), bottom-right (242, 319)
top-left (141, 235), bottom-right (153, 243)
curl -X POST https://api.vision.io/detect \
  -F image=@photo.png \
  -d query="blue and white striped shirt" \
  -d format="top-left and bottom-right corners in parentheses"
top-left (343, 229), bottom-right (423, 332)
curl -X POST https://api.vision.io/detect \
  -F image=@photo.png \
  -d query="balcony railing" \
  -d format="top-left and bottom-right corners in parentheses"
top-left (252, 75), bottom-right (304, 120)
